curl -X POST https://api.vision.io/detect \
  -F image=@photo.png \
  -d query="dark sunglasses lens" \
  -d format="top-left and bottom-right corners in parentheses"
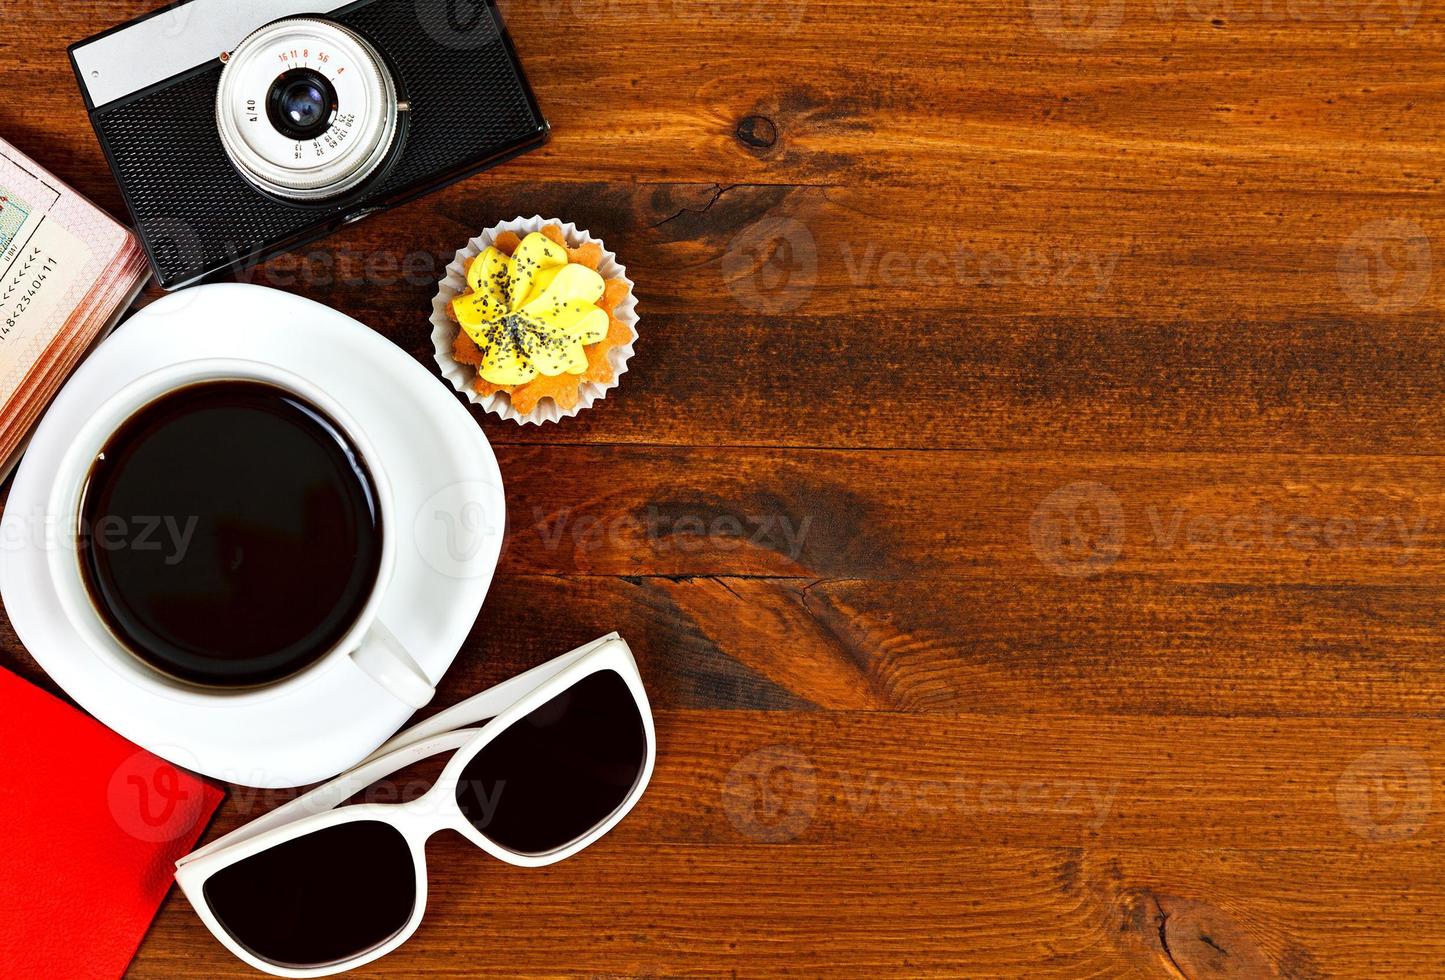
top-left (203, 820), bottom-right (415, 968)
top-left (456, 668), bottom-right (647, 854)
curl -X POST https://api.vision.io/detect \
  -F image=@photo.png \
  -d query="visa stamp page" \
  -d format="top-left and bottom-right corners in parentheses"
top-left (0, 146), bottom-right (95, 406)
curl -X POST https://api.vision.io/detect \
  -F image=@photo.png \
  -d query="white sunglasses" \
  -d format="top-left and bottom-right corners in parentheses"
top-left (174, 633), bottom-right (656, 977)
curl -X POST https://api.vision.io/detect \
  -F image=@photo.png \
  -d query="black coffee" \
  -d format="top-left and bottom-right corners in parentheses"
top-left (78, 380), bottom-right (383, 688)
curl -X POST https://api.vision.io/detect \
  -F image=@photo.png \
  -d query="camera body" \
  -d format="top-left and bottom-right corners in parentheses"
top-left (71, 0), bottom-right (548, 290)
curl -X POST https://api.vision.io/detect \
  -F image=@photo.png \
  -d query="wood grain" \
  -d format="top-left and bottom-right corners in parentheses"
top-left (205, 185), bottom-right (1445, 451)
top-left (3, 0), bottom-right (1445, 975)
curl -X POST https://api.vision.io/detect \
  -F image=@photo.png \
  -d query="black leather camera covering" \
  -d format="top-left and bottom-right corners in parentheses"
top-left (81, 0), bottom-right (547, 289)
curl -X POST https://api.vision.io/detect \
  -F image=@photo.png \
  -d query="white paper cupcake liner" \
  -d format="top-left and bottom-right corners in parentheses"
top-left (431, 215), bottom-right (639, 425)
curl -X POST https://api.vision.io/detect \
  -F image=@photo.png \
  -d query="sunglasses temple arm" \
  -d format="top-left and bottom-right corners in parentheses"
top-left (178, 728), bottom-right (479, 866)
top-left (360, 632), bottom-right (625, 762)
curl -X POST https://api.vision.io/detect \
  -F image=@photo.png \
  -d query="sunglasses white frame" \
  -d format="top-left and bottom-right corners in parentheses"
top-left (174, 633), bottom-right (656, 978)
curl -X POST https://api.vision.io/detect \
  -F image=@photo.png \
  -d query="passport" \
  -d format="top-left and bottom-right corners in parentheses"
top-left (0, 139), bottom-right (150, 480)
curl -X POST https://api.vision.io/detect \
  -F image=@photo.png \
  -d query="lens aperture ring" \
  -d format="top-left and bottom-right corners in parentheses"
top-left (217, 18), bottom-right (400, 202)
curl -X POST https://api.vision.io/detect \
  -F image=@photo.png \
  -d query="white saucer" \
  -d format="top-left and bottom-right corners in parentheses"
top-left (0, 284), bottom-right (506, 788)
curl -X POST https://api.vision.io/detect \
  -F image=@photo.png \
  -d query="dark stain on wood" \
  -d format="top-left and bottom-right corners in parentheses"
top-left (736, 115), bottom-right (779, 149)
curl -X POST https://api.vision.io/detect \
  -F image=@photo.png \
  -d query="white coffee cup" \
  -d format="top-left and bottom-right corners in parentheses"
top-left (45, 357), bottom-right (435, 710)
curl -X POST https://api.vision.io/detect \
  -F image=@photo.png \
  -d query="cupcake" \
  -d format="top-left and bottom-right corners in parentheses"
top-left (432, 217), bottom-right (638, 424)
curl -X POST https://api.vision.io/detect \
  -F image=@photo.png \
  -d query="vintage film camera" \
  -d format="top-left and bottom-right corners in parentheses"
top-left (71, 0), bottom-right (548, 289)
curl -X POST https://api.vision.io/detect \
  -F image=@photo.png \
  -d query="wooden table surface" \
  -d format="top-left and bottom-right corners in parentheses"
top-left (6, 0), bottom-right (1445, 975)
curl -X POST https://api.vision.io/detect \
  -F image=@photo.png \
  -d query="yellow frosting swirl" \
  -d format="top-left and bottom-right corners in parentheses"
top-left (453, 232), bottom-right (609, 385)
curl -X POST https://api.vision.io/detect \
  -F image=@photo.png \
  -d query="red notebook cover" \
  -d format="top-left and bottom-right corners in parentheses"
top-left (0, 668), bottom-right (223, 978)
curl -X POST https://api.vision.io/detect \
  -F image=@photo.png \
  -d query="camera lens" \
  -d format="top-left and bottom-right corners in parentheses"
top-left (282, 81), bottom-right (324, 128)
top-left (266, 68), bottom-right (337, 141)
top-left (218, 18), bottom-right (403, 201)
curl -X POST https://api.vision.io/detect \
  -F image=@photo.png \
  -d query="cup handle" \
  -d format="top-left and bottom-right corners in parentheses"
top-left (350, 621), bottom-right (435, 709)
